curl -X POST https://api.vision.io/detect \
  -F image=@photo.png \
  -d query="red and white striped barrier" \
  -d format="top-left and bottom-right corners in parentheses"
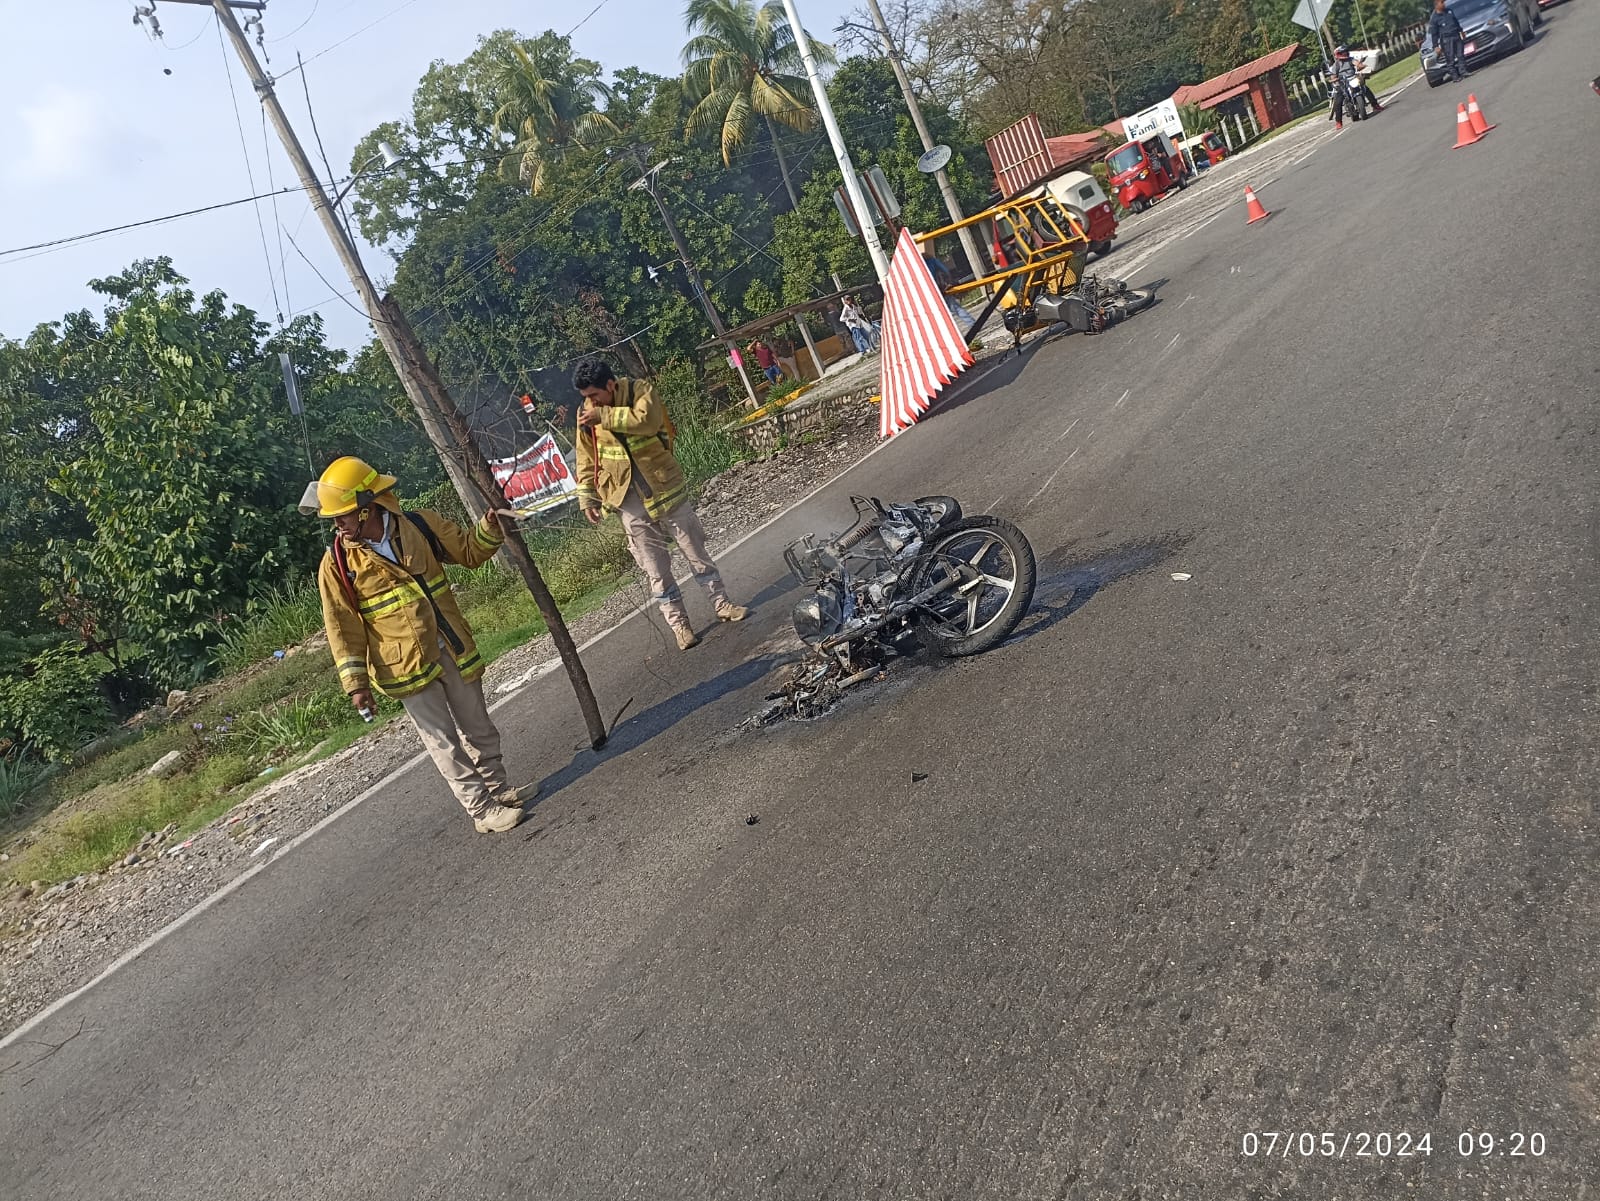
top-left (878, 227), bottom-right (975, 438)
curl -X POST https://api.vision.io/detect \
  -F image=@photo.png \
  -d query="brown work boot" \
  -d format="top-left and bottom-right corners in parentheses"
top-left (674, 625), bottom-right (701, 651)
top-left (715, 601), bottom-right (750, 623)
top-left (494, 782), bottom-right (539, 808)
top-left (473, 804), bottom-right (526, 834)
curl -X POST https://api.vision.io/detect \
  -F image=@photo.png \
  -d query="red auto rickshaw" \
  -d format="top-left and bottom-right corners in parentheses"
top-left (1105, 134), bottom-right (1188, 213)
top-left (1179, 130), bottom-right (1229, 170)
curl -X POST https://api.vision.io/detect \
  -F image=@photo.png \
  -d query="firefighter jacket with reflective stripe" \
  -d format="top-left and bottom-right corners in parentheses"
top-left (574, 377), bottom-right (688, 521)
top-left (317, 496), bottom-right (504, 699)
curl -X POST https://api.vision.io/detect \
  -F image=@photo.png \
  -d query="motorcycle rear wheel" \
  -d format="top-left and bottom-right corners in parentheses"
top-left (912, 515), bottom-right (1037, 657)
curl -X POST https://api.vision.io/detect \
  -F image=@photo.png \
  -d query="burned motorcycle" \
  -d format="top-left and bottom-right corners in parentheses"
top-left (754, 496), bottom-right (1037, 723)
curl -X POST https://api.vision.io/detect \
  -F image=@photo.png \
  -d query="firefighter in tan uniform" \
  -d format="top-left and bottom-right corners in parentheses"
top-left (304, 456), bottom-right (526, 834)
top-left (572, 357), bottom-right (748, 649)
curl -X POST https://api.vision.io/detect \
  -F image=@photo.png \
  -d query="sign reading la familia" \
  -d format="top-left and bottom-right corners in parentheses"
top-left (1121, 98), bottom-right (1185, 142)
top-left (492, 433), bottom-right (578, 512)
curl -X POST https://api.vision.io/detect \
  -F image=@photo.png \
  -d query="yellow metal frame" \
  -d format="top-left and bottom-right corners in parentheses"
top-left (913, 196), bottom-right (1091, 313)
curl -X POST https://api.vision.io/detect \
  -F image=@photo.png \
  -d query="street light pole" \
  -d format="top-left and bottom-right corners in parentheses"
top-left (859, 0), bottom-right (986, 284)
top-left (779, 0), bottom-right (892, 284)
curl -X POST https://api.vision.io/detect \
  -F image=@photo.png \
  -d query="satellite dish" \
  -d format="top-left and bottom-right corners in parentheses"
top-left (916, 145), bottom-right (953, 174)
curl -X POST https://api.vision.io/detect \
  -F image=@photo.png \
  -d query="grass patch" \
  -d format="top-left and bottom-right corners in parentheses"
top-left (1367, 58), bottom-right (1422, 95)
top-left (212, 585), bottom-right (324, 676)
top-left (5, 752), bottom-right (262, 884)
top-left (0, 757), bottom-right (54, 819)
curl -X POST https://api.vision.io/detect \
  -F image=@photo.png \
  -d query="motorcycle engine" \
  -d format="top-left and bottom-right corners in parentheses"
top-left (876, 517), bottom-right (921, 557)
top-left (792, 581), bottom-right (846, 644)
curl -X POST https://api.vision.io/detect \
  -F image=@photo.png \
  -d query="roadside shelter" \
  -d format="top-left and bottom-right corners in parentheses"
top-left (1171, 44), bottom-right (1302, 134)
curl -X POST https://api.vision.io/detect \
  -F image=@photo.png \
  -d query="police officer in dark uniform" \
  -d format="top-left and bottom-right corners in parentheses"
top-left (1428, 0), bottom-right (1468, 82)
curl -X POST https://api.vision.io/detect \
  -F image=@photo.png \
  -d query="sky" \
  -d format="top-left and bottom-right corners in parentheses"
top-left (1, 0), bottom-right (858, 353)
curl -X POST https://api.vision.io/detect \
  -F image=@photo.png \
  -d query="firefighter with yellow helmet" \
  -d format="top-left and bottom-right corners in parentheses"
top-left (303, 456), bottom-right (526, 833)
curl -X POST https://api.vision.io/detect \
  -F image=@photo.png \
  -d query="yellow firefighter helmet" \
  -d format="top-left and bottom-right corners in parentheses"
top-left (312, 456), bottom-right (397, 518)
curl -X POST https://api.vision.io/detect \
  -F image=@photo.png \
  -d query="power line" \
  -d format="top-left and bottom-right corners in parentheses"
top-left (273, 0), bottom-right (426, 81)
top-left (0, 105), bottom-right (901, 266)
top-left (563, 0), bottom-right (614, 37)
top-left (283, 230), bottom-right (371, 320)
top-left (0, 182), bottom-right (339, 263)
top-left (217, 18), bottom-right (285, 322)
top-left (267, 0), bottom-right (322, 42)
top-left (261, 106), bottom-right (295, 321)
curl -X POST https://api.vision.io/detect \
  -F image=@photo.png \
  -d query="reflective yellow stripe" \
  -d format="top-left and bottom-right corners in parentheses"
top-left (610, 408), bottom-right (632, 431)
top-left (335, 657), bottom-right (364, 672)
top-left (473, 524), bottom-right (501, 551)
top-left (360, 580), bottom-right (425, 617)
top-left (377, 662), bottom-right (443, 693)
top-left (455, 651), bottom-right (484, 675)
top-left (337, 663), bottom-right (367, 683)
top-left (598, 446), bottom-right (631, 461)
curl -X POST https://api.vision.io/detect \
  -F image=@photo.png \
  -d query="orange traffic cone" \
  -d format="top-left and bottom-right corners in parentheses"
top-left (1452, 103), bottom-right (1482, 149)
top-left (1244, 185), bottom-right (1271, 225)
top-left (1466, 93), bottom-right (1496, 136)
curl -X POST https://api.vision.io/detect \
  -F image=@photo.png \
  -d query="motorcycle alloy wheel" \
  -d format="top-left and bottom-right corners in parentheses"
top-left (911, 515), bottom-right (1038, 657)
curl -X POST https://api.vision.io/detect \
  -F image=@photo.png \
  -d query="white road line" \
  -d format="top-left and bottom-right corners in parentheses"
top-left (0, 352), bottom-right (1021, 1053)
top-left (1028, 448), bottom-right (1079, 506)
top-left (1176, 295), bottom-right (1195, 309)
top-left (1162, 334), bottom-right (1182, 354)
top-left (1054, 417), bottom-right (1081, 443)
top-left (1113, 390), bottom-right (1131, 409)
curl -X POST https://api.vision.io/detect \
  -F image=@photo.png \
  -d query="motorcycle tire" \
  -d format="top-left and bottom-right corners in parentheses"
top-left (911, 515), bottom-right (1038, 658)
top-left (913, 495), bottom-right (963, 529)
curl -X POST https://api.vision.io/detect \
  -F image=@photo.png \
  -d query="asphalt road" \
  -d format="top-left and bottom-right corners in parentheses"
top-left (3, 18), bottom-right (1597, 1199)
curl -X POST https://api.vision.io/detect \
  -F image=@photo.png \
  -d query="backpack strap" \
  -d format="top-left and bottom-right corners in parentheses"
top-left (402, 510), bottom-right (451, 566)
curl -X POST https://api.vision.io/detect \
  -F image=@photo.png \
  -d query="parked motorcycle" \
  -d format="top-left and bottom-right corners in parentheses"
top-left (754, 495), bottom-right (1037, 723)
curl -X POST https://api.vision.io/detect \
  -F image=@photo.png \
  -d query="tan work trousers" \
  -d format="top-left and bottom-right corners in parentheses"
top-left (400, 653), bottom-right (509, 819)
top-left (617, 487), bottom-right (727, 630)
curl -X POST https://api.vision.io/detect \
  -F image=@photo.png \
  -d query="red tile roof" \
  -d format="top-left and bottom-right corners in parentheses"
top-left (1044, 131), bottom-right (1109, 170)
top-left (1172, 43), bottom-right (1302, 108)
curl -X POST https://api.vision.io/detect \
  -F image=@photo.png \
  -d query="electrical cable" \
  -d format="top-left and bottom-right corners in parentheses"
top-left (261, 106), bottom-right (295, 321)
top-left (157, 9), bottom-right (216, 51)
top-left (217, 19), bottom-right (285, 323)
top-left (283, 230), bottom-right (372, 320)
top-left (296, 53), bottom-right (349, 240)
top-left (0, 107), bottom-right (899, 266)
top-left (268, 0), bottom-right (322, 42)
top-left (273, 0), bottom-right (426, 81)
top-left (563, 0), bottom-right (614, 37)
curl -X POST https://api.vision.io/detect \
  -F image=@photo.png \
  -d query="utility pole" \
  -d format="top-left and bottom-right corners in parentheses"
top-left (172, 1), bottom-right (475, 513)
top-left (200, 0), bottom-right (609, 749)
top-left (860, 0), bottom-right (986, 285)
top-left (629, 159), bottom-right (762, 408)
top-left (780, 0), bottom-right (892, 284)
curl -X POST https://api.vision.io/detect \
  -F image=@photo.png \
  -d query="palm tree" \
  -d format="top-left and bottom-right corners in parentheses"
top-left (492, 42), bottom-right (619, 195)
top-left (680, 0), bottom-right (834, 209)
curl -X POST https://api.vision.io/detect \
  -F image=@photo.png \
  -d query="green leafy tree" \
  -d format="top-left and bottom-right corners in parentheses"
top-left (681, 0), bottom-right (834, 208)
top-left (49, 261), bottom-right (323, 684)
